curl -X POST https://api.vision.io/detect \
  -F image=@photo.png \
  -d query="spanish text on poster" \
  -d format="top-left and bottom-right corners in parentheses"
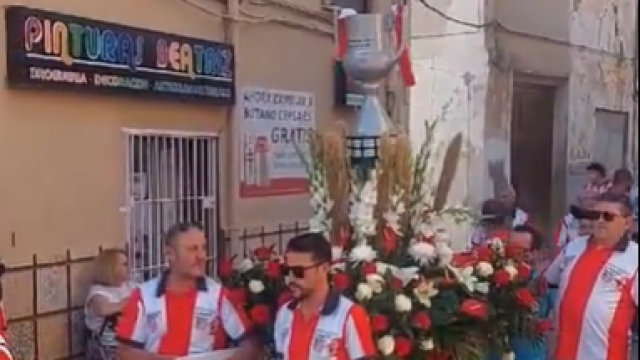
top-left (239, 87), bottom-right (315, 198)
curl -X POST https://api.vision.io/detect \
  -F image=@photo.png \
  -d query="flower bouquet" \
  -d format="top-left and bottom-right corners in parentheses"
top-left (454, 238), bottom-right (553, 359)
top-left (299, 123), bottom-right (492, 359)
top-left (217, 246), bottom-right (290, 356)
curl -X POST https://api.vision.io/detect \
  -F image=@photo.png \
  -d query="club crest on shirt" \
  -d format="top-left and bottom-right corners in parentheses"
top-left (146, 311), bottom-right (161, 333)
top-left (601, 264), bottom-right (631, 287)
top-left (312, 329), bottom-right (341, 358)
top-left (194, 307), bottom-right (215, 331)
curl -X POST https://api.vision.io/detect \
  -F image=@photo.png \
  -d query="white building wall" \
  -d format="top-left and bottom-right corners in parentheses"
top-left (409, 0), bottom-right (490, 249)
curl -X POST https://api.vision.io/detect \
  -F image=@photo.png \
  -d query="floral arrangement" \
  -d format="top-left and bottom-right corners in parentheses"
top-left (452, 239), bottom-right (553, 359)
top-left (298, 123), bottom-right (506, 359)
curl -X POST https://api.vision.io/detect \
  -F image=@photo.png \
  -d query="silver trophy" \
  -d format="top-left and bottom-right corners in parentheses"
top-left (341, 12), bottom-right (404, 138)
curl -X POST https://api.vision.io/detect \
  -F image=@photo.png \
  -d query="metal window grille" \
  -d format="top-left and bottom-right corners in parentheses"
top-left (123, 129), bottom-right (220, 282)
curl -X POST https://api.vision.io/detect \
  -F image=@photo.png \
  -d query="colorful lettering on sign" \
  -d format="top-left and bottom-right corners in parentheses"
top-left (22, 16), bottom-right (233, 79)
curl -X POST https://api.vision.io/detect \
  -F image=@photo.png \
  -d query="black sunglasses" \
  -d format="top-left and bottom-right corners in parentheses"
top-left (282, 263), bottom-right (324, 278)
top-left (591, 210), bottom-right (623, 222)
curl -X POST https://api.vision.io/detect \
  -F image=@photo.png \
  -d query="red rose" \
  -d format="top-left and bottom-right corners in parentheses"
top-left (394, 336), bottom-right (413, 357)
top-left (277, 291), bottom-right (294, 307)
top-left (389, 276), bottom-right (403, 291)
top-left (218, 256), bottom-right (235, 278)
top-left (362, 262), bottom-right (377, 276)
top-left (371, 314), bottom-right (389, 333)
top-left (382, 227), bottom-right (397, 254)
top-left (265, 261), bottom-right (281, 278)
top-left (460, 299), bottom-right (488, 319)
top-left (534, 319), bottom-right (554, 334)
top-left (492, 269), bottom-right (511, 286)
top-left (249, 304), bottom-right (271, 325)
top-left (517, 263), bottom-right (532, 281)
top-left (475, 246), bottom-right (493, 262)
top-left (332, 272), bottom-right (350, 291)
top-left (226, 288), bottom-right (246, 305)
top-left (411, 311), bottom-right (432, 330)
top-left (253, 246), bottom-right (274, 261)
top-left (515, 288), bottom-right (537, 308)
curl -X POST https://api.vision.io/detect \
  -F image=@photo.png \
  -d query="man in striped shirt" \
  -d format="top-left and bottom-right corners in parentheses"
top-left (543, 192), bottom-right (637, 360)
top-left (117, 223), bottom-right (260, 360)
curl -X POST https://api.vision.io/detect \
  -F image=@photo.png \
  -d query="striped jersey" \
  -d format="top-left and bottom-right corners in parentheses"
top-left (0, 335), bottom-right (11, 360)
top-left (274, 292), bottom-right (376, 360)
top-left (116, 273), bottom-right (251, 356)
top-left (543, 236), bottom-right (638, 360)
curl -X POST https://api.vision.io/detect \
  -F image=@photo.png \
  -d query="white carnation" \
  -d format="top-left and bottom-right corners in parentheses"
top-left (355, 283), bottom-right (373, 301)
top-left (475, 282), bottom-right (490, 294)
top-left (475, 261), bottom-right (494, 277)
top-left (233, 258), bottom-right (254, 273)
top-left (394, 294), bottom-right (412, 312)
top-left (420, 338), bottom-right (435, 351)
top-left (488, 238), bottom-right (505, 254)
top-left (504, 265), bottom-right (518, 279)
top-left (349, 243), bottom-right (378, 263)
top-left (435, 241), bottom-right (454, 266)
top-left (408, 241), bottom-right (436, 265)
top-left (248, 280), bottom-right (265, 294)
top-left (377, 335), bottom-right (395, 355)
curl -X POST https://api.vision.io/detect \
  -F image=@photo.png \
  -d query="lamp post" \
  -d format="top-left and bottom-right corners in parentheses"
top-left (340, 9), bottom-right (403, 178)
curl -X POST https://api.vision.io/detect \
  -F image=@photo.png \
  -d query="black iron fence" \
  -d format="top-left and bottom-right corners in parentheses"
top-left (4, 222), bottom-right (308, 360)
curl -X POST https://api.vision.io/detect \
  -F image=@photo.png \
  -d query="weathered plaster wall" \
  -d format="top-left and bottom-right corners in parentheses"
top-left (564, 0), bottom-right (637, 202)
top-left (409, 0), bottom-right (492, 249)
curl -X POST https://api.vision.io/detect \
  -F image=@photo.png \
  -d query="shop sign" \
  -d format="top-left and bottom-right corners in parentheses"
top-left (4, 6), bottom-right (235, 105)
top-left (239, 87), bottom-right (316, 198)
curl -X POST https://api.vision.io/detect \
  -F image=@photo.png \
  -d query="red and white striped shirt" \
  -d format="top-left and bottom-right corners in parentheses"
top-left (544, 236), bottom-right (638, 360)
top-left (274, 292), bottom-right (376, 360)
top-left (0, 335), bottom-right (11, 360)
top-left (117, 274), bottom-right (251, 355)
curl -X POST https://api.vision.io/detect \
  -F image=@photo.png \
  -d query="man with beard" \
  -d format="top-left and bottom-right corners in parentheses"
top-left (274, 233), bottom-right (376, 360)
top-left (117, 223), bottom-right (260, 360)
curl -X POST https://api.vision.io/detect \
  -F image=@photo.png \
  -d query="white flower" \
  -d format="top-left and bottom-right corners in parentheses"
top-left (365, 273), bottom-right (385, 293)
top-left (349, 243), bottom-right (378, 263)
top-left (418, 223), bottom-right (436, 239)
top-left (248, 280), bottom-right (265, 294)
top-left (375, 261), bottom-right (391, 275)
top-left (504, 265), bottom-right (518, 279)
top-left (408, 241), bottom-right (436, 265)
top-left (453, 266), bottom-right (478, 293)
top-left (355, 283), bottom-right (373, 301)
top-left (390, 266), bottom-right (419, 285)
top-left (475, 282), bottom-right (490, 294)
top-left (394, 294), bottom-right (412, 312)
top-left (435, 241), bottom-right (454, 266)
top-left (488, 238), bottom-right (505, 254)
top-left (234, 258), bottom-right (254, 273)
top-left (413, 280), bottom-right (439, 307)
top-left (502, 351), bottom-right (515, 360)
top-left (419, 338), bottom-right (435, 351)
top-left (377, 335), bottom-right (395, 355)
top-left (476, 261), bottom-right (494, 277)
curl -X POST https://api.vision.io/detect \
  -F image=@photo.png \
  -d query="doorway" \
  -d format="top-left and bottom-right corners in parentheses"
top-left (510, 83), bottom-right (556, 231)
top-left (123, 130), bottom-right (220, 281)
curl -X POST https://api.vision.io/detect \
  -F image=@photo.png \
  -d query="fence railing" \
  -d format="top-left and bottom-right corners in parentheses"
top-left (4, 222), bottom-right (308, 360)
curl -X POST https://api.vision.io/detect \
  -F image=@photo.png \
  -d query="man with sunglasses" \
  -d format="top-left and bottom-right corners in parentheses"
top-left (274, 233), bottom-right (376, 360)
top-left (543, 192), bottom-right (638, 360)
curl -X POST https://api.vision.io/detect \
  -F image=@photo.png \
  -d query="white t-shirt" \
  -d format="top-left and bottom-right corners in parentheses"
top-left (84, 282), bottom-right (135, 345)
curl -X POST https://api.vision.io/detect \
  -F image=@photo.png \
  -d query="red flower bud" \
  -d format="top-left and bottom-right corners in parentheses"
top-left (371, 314), bottom-right (389, 333)
top-left (332, 272), bottom-right (350, 291)
top-left (411, 311), bottom-right (432, 330)
top-left (460, 299), bottom-right (488, 319)
top-left (394, 336), bottom-right (413, 357)
top-left (249, 304), bottom-right (271, 325)
top-left (492, 269), bottom-right (511, 286)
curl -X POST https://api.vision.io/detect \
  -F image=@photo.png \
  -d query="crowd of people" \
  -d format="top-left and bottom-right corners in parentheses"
top-left (0, 162), bottom-right (636, 360)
